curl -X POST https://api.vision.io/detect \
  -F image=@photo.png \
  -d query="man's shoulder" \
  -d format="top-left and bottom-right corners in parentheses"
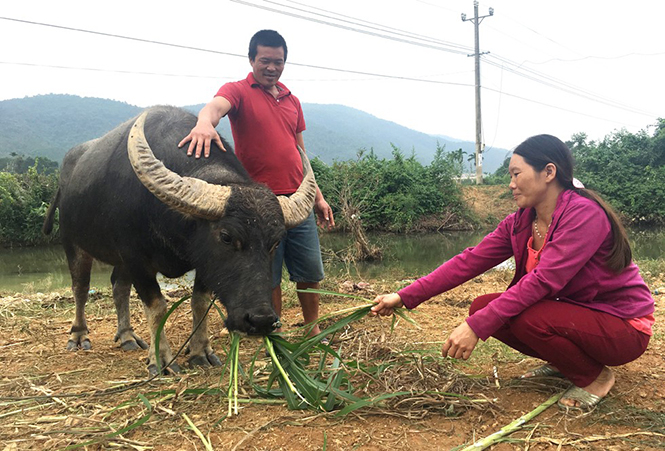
top-left (217, 76), bottom-right (254, 100)
top-left (221, 76), bottom-right (251, 91)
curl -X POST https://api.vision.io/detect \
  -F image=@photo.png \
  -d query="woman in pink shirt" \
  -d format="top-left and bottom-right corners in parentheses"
top-left (371, 134), bottom-right (655, 411)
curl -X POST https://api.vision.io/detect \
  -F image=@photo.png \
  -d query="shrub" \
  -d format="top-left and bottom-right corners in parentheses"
top-left (313, 144), bottom-right (466, 232)
top-left (0, 161), bottom-right (59, 246)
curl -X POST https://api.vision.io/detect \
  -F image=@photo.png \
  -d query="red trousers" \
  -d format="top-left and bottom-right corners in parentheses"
top-left (470, 293), bottom-right (651, 387)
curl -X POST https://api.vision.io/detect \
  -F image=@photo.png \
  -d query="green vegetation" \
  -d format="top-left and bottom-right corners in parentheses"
top-left (0, 157), bottom-right (59, 246)
top-left (484, 120), bottom-right (665, 225)
top-left (0, 94), bottom-right (142, 162)
top-left (570, 119), bottom-right (665, 225)
top-left (0, 154), bottom-right (59, 175)
top-left (1, 106), bottom-right (664, 246)
top-left (313, 144), bottom-right (470, 232)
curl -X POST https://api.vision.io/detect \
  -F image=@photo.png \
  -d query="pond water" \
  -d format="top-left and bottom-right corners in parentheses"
top-left (1, 229), bottom-right (664, 294)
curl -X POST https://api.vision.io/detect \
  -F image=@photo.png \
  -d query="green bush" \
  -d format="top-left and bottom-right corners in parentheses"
top-left (0, 161), bottom-right (59, 246)
top-left (482, 120), bottom-right (665, 225)
top-left (483, 155), bottom-right (510, 186)
top-left (571, 120), bottom-right (665, 225)
top-left (313, 144), bottom-right (466, 232)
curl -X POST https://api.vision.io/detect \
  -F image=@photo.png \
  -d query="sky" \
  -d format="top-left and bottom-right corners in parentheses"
top-left (1, 0), bottom-right (664, 158)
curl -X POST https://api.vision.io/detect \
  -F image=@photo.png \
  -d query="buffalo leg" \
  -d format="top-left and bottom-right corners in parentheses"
top-left (186, 275), bottom-right (222, 368)
top-left (111, 267), bottom-right (148, 351)
top-left (64, 245), bottom-right (93, 351)
top-left (133, 278), bottom-right (181, 376)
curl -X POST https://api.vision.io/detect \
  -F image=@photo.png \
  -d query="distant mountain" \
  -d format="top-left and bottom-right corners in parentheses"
top-left (0, 95), bottom-right (142, 163)
top-left (0, 94), bottom-right (510, 172)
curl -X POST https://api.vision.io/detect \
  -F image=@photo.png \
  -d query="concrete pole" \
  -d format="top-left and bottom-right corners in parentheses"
top-left (473, 1), bottom-right (483, 184)
top-left (462, 1), bottom-right (493, 185)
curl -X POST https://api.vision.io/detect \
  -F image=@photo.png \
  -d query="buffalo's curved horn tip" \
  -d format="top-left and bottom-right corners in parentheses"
top-left (277, 146), bottom-right (317, 228)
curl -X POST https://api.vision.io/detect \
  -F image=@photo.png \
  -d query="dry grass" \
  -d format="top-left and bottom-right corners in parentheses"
top-left (0, 266), bottom-right (663, 450)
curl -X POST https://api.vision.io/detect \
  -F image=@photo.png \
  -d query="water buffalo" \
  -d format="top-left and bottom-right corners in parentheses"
top-left (42, 105), bottom-right (316, 375)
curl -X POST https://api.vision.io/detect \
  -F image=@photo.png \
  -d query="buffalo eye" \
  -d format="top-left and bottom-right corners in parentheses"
top-left (220, 231), bottom-right (233, 245)
top-left (269, 241), bottom-right (280, 254)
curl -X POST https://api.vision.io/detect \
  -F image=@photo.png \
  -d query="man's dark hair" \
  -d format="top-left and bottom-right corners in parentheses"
top-left (248, 30), bottom-right (288, 61)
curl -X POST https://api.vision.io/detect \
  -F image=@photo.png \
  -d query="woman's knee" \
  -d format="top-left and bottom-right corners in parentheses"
top-left (469, 293), bottom-right (502, 315)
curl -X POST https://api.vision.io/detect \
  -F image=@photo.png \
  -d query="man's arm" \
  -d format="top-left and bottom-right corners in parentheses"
top-left (178, 96), bottom-right (233, 158)
top-left (297, 133), bottom-right (335, 229)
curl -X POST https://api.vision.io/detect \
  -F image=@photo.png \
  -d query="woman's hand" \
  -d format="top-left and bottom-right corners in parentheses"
top-left (370, 293), bottom-right (403, 316)
top-left (442, 321), bottom-right (479, 360)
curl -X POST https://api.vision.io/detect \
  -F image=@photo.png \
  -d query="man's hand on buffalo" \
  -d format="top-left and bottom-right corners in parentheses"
top-left (178, 120), bottom-right (226, 158)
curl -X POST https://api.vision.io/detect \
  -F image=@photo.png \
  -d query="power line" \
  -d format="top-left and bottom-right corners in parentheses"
top-left (486, 7), bottom-right (583, 57)
top-left (482, 85), bottom-right (645, 127)
top-left (484, 54), bottom-right (658, 117)
top-left (230, 0), bottom-right (472, 55)
top-left (228, 2), bottom-right (659, 122)
top-left (0, 16), bottom-right (472, 87)
top-left (0, 60), bottom-right (227, 80)
top-left (0, 60), bottom-right (644, 128)
top-left (522, 51), bottom-right (665, 65)
top-left (282, 0), bottom-right (469, 51)
top-left (0, 59), bottom-right (473, 88)
top-left (0, 14), bottom-right (657, 122)
top-left (0, 16), bottom-right (247, 58)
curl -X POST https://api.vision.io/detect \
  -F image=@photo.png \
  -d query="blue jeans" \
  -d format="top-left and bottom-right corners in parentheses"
top-left (272, 212), bottom-right (325, 288)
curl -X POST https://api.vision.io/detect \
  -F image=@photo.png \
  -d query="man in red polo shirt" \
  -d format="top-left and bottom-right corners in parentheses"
top-left (179, 30), bottom-right (334, 339)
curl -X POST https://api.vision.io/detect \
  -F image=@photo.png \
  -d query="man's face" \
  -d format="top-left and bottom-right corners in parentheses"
top-left (250, 45), bottom-right (285, 90)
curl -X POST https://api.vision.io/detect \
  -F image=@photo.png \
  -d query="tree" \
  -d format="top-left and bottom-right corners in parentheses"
top-left (573, 122), bottom-right (665, 225)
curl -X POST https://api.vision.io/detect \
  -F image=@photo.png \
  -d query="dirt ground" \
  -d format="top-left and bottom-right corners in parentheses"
top-left (0, 186), bottom-right (663, 450)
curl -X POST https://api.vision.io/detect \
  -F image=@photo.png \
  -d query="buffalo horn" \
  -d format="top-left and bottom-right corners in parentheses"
top-left (277, 146), bottom-right (318, 228)
top-left (127, 110), bottom-right (231, 220)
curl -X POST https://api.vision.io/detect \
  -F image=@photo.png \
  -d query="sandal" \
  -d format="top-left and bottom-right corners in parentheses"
top-left (520, 364), bottom-right (565, 379)
top-left (557, 386), bottom-right (603, 411)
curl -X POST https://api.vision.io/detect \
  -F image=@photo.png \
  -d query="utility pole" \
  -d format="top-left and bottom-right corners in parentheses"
top-left (462, 1), bottom-right (493, 185)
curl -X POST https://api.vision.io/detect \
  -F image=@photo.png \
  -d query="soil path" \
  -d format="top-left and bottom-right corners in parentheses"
top-left (0, 186), bottom-right (663, 450)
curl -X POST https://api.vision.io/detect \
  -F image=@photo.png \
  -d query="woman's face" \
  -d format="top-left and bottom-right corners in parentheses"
top-left (508, 154), bottom-right (549, 209)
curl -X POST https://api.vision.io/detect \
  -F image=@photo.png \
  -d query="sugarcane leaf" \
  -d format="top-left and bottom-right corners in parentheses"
top-left (323, 356), bottom-right (345, 411)
top-left (393, 307), bottom-right (421, 328)
top-left (297, 288), bottom-right (372, 302)
top-left (335, 391), bottom-right (412, 417)
top-left (65, 394), bottom-right (153, 449)
top-left (154, 295), bottom-right (191, 375)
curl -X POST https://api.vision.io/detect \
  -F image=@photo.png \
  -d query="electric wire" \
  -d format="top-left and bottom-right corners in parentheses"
top-left (226, 1), bottom-right (658, 118)
top-left (0, 11), bottom-right (658, 121)
top-left (281, 0), bottom-right (470, 51)
top-left (0, 16), bottom-right (473, 87)
top-left (229, 0), bottom-right (471, 55)
top-left (484, 54), bottom-right (657, 117)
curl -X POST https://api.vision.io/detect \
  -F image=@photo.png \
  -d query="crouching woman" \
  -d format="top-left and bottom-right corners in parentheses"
top-left (371, 134), bottom-right (655, 410)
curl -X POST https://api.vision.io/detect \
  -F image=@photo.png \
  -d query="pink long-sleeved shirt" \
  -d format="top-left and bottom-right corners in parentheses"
top-left (398, 190), bottom-right (655, 340)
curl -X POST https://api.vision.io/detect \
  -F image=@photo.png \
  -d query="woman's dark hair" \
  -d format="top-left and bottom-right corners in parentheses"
top-left (513, 134), bottom-right (631, 272)
top-left (248, 30), bottom-right (288, 61)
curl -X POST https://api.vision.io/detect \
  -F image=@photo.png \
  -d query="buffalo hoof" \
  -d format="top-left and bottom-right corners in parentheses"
top-left (187, 352), bottom-right (223, 368)
top-left (120, 338), bottom-right (149, 351)
top-left (115, 330), bottom-right (149, 351)
top-left (66, 338), bottom-right (92, 351)
top-left (147, 362), bottom-right (182, 377)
